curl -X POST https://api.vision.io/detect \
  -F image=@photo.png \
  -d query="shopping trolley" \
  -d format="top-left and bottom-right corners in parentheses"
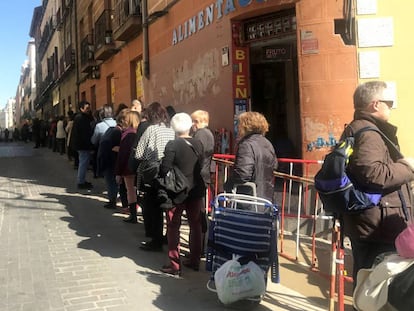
top-left (206, 192), bottom-right (279, 304)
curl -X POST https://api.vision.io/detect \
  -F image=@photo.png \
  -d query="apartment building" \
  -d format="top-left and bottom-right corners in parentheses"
top-left (29, 0), bottom-right (414, 163)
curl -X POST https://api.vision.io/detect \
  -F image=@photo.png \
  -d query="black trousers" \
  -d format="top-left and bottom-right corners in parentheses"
top-left (142, 186), bottom-right (163, 244)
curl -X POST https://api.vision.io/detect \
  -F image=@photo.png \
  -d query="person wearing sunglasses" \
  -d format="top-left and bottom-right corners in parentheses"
top-left (340, 81), bottom-right (414, 295)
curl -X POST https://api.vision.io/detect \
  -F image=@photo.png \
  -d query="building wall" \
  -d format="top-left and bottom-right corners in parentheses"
top-left (34, 0), bottom-right (414, 162)
top-left (144, 0), bottom-right (358, 159)
top-left (144, 0), bottom-right (301, 136)
top-left (56, 1), bottom-right (77, 116)
top-left (356, 1), bottom-right (414, 157)
top-left (79, 36), bottom-right (144, 108)
top-left (296, 0), bottom-right (357, 161)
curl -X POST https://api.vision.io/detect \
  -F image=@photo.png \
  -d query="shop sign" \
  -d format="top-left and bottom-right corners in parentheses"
top-left (233, 47), bottom-right (249, 100)
top-left (263, 44), bottom-right (292, 60)
top-left (172, 0), bottom-right (270, 45)
top-left (232, 21), bottom-right (249, 117)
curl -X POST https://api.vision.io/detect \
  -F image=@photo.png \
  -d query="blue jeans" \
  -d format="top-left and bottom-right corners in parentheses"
top-left (77, 150), bottom-right (91, 184)
top-left (103, 168), bottom-right (118, 201)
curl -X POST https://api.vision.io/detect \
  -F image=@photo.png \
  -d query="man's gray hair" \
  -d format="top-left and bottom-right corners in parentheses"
top-left (353, 81), bottom-right (387, 110)
top-left (102, 104), bottom-right (113, 118)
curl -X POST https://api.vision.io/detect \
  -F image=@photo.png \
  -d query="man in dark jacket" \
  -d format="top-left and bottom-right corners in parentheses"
top-left (343, 81), bottom-right (414, 286)
top-left (71, 101), bottom-right (94, 189)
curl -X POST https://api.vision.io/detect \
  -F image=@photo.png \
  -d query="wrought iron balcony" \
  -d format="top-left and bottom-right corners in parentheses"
top-left (59, 43), bottom-right (75, 78)
top-left (56, 8), bottom-right (63, 31)
top-left (113, 0), bottom-right (142, 42)
top-left (94, 9), bottom-right (118, 61)
top-left (80, 34), bottom-right (96, 73)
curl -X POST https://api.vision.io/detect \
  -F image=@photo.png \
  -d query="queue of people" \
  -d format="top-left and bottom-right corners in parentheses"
top-left (17, 80), bottom-right (414, 309)
top-left (22, 98), bottom-right (278, 279)
top-left (47, 98), bottom-right (277, 278)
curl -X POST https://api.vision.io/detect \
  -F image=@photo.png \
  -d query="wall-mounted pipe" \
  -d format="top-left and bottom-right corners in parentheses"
top-left (142, 0), bottom-right (149, 79)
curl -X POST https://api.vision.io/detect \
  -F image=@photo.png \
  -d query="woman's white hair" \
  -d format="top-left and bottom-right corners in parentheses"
top-left (170, 112), bottom-right (192, 134)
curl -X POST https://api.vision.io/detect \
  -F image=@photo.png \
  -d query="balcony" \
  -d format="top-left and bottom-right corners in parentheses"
top-left (113, 0), bottom-right (142, 42)
top-left (80, 34), bottom-right (96, 73)
top-left (62, 0), bottom-right (73, 18)
top-left (56, 8), bottom-right (63, 31)
top-left (39, 73), bottom-right (54, 97)
top-left (94, 9), bottom-right (118, 61)
top-left (59, 44), bottom-right (75, 78)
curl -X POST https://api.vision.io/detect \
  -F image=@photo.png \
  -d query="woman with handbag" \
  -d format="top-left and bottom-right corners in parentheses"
top-left (114, 109), bottom-right (140, 223)
top-left (134, 102), bottom-right (175, 251)
top-left (159, 112), bottom-right (205, 276)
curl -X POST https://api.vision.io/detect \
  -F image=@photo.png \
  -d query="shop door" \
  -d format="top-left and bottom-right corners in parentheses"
top-left (250, 40), bottom-right (301, 161)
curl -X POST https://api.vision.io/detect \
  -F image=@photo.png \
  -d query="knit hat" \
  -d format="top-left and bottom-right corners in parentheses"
top-left (170, 112), bottom-right (192, 134)
top-left (395, 224), bottom-right (414, 258)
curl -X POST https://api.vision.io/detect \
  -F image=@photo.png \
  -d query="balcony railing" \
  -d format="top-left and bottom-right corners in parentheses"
top-left (94, 9), bottom-right (118, 60)
top-left (59, 43), bottom-right (75, 78)
top-left (56, 8), bottom-right (63, 30)
top-left (80, 34), bottom-right (95, 73)
top-left (95, 9), bottom-right (114, 50)
top-left (39, 73), bottom-right (53, 96)
top-left (113, 0), bottom-right (142, 42)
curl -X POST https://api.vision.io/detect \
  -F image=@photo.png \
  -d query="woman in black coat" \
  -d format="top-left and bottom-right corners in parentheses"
top-left (159, 113), bottom-right (205, 276)
top-left (224, 111), bottom-right (278, 203)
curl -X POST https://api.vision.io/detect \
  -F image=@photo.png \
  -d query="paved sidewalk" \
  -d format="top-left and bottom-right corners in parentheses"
top-left (0, 142), bottom-right (330, 311)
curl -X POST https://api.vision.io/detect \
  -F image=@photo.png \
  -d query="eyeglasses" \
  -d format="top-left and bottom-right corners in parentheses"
top-left (378, 100), bottom-right (393, 109)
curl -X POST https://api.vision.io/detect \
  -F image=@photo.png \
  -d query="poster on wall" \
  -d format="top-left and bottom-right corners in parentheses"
top-left (301, 30), bottom-right (319, 54)
top-left (358, 51), bottom-right (380, 78)
top-left (356, 0), bottom-right (377, 15)
top-left (135, 60), bottom-right (144, 100)
top-left (357, 17), bottom-right (394, 47)
top-left (234, 99), bottom-right (247, 115)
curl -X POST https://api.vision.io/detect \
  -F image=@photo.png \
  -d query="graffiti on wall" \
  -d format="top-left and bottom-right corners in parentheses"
top-left (307, 133), bottom-right (337, 152)
top-left (304, 117), bottom-right (343, 152)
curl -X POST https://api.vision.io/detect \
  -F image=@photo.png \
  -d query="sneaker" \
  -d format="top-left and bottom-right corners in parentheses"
top-left (123, 216), bottom-right (138, 223)
top-left (77, 182), bottom-right (93, 190)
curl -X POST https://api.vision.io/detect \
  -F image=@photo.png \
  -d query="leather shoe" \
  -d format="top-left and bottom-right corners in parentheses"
top-left (123, 216), bottom-right (137, 223)
top-left (140, 240), bottom-right (162, 252)
top-left (104, 202), bottom-right (116, 209)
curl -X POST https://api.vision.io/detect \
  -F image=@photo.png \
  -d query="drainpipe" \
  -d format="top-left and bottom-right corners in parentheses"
top-left (142, 0), bottom-right (149, 79)
top-left (74, 0), bottom-right (80, 105)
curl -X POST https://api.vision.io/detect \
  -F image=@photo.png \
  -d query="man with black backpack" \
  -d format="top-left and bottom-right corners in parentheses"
top-left (342, 81), bottom-right (414, 287)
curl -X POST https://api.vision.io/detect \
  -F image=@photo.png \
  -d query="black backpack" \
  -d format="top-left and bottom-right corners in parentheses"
top-left (314, 127), bottom-right (383, 217)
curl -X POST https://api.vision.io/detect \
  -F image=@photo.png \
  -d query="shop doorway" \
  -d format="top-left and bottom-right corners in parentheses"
top-left (249, 39), bottom-right (301, 161)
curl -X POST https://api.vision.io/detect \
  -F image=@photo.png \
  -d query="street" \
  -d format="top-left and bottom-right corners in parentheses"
top-left (0, 141), bottom-right (332, 311)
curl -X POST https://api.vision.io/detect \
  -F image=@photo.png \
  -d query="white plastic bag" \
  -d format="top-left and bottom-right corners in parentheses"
top-left (214, 258), bottom-right (266, 305)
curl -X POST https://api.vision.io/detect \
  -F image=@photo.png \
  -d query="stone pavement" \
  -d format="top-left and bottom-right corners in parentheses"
top-left (0, 141), bottom-right (333, 311)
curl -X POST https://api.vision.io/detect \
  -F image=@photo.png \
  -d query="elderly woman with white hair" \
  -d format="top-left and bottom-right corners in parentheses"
top-left (158, 112), bottom-right (205, 276)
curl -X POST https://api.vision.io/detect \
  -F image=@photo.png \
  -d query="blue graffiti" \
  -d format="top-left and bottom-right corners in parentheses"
top-left (307, 133), bottom-right (337, 152)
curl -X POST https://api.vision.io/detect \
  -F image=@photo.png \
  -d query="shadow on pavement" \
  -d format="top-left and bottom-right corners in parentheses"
top-left (0, 142), bottom-right (334, 310)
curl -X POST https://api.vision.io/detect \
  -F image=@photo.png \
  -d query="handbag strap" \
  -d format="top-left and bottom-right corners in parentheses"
top-left (182, 138), bottom-right (201, 159)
